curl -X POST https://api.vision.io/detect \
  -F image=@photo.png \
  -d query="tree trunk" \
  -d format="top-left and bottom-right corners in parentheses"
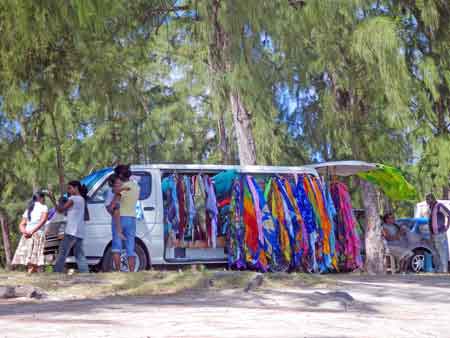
top-left (443, 185), bottom-right (450, 200)
top-left (49, 110), bottom-right (65, 196)
top-left (0, 211), bottom-right (12, 269)
top-left (360, 179), bottom-right (385, 275)
top-left (218, 111), bottom-right (232, 164)
top-left (230, 91), bottom-right (257, 165)
top-left (208, 0), bottom-right (257, 166)
top-left (133, 119), bottom-right (141, 163)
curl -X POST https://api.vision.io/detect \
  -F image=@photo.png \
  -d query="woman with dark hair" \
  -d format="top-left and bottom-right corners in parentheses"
top-left (54, 181), bottom-right (89, 273)
top-left (12, 191), bottom-right (49, 273)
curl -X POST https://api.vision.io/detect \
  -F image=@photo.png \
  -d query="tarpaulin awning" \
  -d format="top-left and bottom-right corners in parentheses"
top-left (311, 161), bottom-right (417, 201)
top-left (357, 164), bottom-right (417, 201)
top-left (80, 167), bottom-right (112, 191)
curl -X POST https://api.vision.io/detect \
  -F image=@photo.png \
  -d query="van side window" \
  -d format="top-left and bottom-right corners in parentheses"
top-left (131, 172), bottom-right (152, 200)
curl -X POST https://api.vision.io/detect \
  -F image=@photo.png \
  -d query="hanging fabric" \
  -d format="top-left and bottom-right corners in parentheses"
top-left (242, 176), bottom-right (264, 269)
top-left (204, 175), bottom-right (219, 248)
top-left (294, 176), bottom-right (318, 272)
top-left (228, 177), bottom-right (246, 269)
top-left (184, 175), bottom-right (195, 242)
top-left (323, 181), bottom-right (338, 269)
top-left (245, 176), bottom-right (269, 271)
top-left (275, 177), bottom-right (304, 268)
top-left (176, 176), bottom-right (187, 242)
top-left (267, 178), bottom-right (292, 267)
top-left (259, 178), bottom-right (283, 270)
top-left (192, 174), bottom-right (207, 242)
top-left (330, 181), bottom-right (363, 271)
top-left (163, 175), bottom-right (180, 235)
top-left (161, 170), bottom-right (363, 274)
top-left (308, 176), bottom-right (334, 272)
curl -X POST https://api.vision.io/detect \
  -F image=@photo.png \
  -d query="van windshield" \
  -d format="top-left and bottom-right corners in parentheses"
top-left (80, 167), bottom-right (112, 192)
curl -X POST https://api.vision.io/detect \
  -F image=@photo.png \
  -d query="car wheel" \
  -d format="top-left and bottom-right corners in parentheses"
top-left (101, 240), bottom-right (148, 272)
top-left (410, 249), bottom-right (426, 273)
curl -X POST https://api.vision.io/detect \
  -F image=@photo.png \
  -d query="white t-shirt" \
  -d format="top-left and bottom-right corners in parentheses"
top-left (22, 202), bottom-right (48, 234)
top-left (65, 195), bottom-right (86, 238)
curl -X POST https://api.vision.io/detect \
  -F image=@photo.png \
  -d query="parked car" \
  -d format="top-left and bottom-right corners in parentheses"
top-left (396, 217), bottom-right (434, 272)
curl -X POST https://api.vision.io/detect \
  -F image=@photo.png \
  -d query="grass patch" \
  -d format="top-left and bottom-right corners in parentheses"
top-left (0, 269), bottom-right (344, 299)
top-left (115, 271), bottom-right (209, 296)
top-left (210, 271), bottom-right (255, 289)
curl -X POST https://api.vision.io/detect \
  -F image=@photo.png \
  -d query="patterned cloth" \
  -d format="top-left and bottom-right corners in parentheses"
top-left (12, 232), bottom-right (46, 266)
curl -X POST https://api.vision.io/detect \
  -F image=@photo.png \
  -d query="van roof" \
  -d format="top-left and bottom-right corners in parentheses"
top-left (131, 163), bottom-right (319, 176)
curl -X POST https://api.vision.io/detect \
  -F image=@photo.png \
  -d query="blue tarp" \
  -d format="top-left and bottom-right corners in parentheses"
top-left (80, 167), bottom-right (112, 191)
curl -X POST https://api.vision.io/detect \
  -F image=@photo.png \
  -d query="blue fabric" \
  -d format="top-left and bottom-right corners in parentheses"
top-left (250, 176), bottom-right (283, 270)
top-left (213, 170), bottom-right (238, 199)
top-left (80, 168), bottom-right (112, 191)
top-left (163, 176), bottom-right (180, 235)
top-left (112, 216), bottom-right (136, 257)
top-left (324, 183), bottom-right (337, 268)
top-left (162, 177), bottom-right (170, 194)
top-left (55, 234), bottom-right (89, 273)
top-left (228, 178), bottom-right (246, 269)
top-left (294, 178), bottom-right (318, 271)
top-left (184, 176), bottom-right (195, 240)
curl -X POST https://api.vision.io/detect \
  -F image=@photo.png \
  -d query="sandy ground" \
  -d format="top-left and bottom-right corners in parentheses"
top-left (0, 273), bottom-right (449, 338)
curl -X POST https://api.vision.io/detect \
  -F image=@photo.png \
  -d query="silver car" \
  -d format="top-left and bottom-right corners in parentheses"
top-left (396, 218), bottom-right (435, 272)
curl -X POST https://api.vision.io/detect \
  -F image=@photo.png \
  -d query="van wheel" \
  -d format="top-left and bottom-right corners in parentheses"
top-left (101, 241), bottom-right (148, 272)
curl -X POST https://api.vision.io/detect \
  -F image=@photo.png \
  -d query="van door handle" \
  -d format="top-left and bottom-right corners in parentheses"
top-left (143, 206), bottom-right (155, 211)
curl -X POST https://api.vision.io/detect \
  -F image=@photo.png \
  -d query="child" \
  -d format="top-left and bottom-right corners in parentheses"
top-left (54, 181), bottom-right (89, 273)
top-left (105, 174), bottom-right (129, 241)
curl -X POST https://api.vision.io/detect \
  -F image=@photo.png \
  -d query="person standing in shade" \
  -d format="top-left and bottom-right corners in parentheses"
top-left (12, 191), bottom-right (48, 273)
top-left (54, 181), bottom-right (89, 273)
top-left (426, 193), bottom-right (450, 273)
top-left (112, 164), bottom-right (140, 272)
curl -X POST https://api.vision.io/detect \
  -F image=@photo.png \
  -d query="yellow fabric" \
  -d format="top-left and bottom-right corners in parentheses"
top-left (120, 181), bottom-right (140, 217)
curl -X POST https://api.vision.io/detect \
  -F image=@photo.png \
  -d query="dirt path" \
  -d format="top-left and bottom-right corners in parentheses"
top-left (1, 274), bottom-right (449, 338)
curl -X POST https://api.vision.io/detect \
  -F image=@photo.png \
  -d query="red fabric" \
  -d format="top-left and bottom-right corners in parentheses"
top-left (177, 177), bottom-right (186, 240)
top-left (243, 182), bottom-right (259, 255)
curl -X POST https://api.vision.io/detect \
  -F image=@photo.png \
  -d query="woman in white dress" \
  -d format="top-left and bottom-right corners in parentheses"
top-left (11, 191), bottom-right (48, 273)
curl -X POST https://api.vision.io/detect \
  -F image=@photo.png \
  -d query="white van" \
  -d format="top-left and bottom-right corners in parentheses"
top-left (44, 164), bottom-right (319, 272)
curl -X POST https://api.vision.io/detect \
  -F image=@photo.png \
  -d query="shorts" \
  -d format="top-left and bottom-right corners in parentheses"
top-left (112, 216), bottom-right (136, 257)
